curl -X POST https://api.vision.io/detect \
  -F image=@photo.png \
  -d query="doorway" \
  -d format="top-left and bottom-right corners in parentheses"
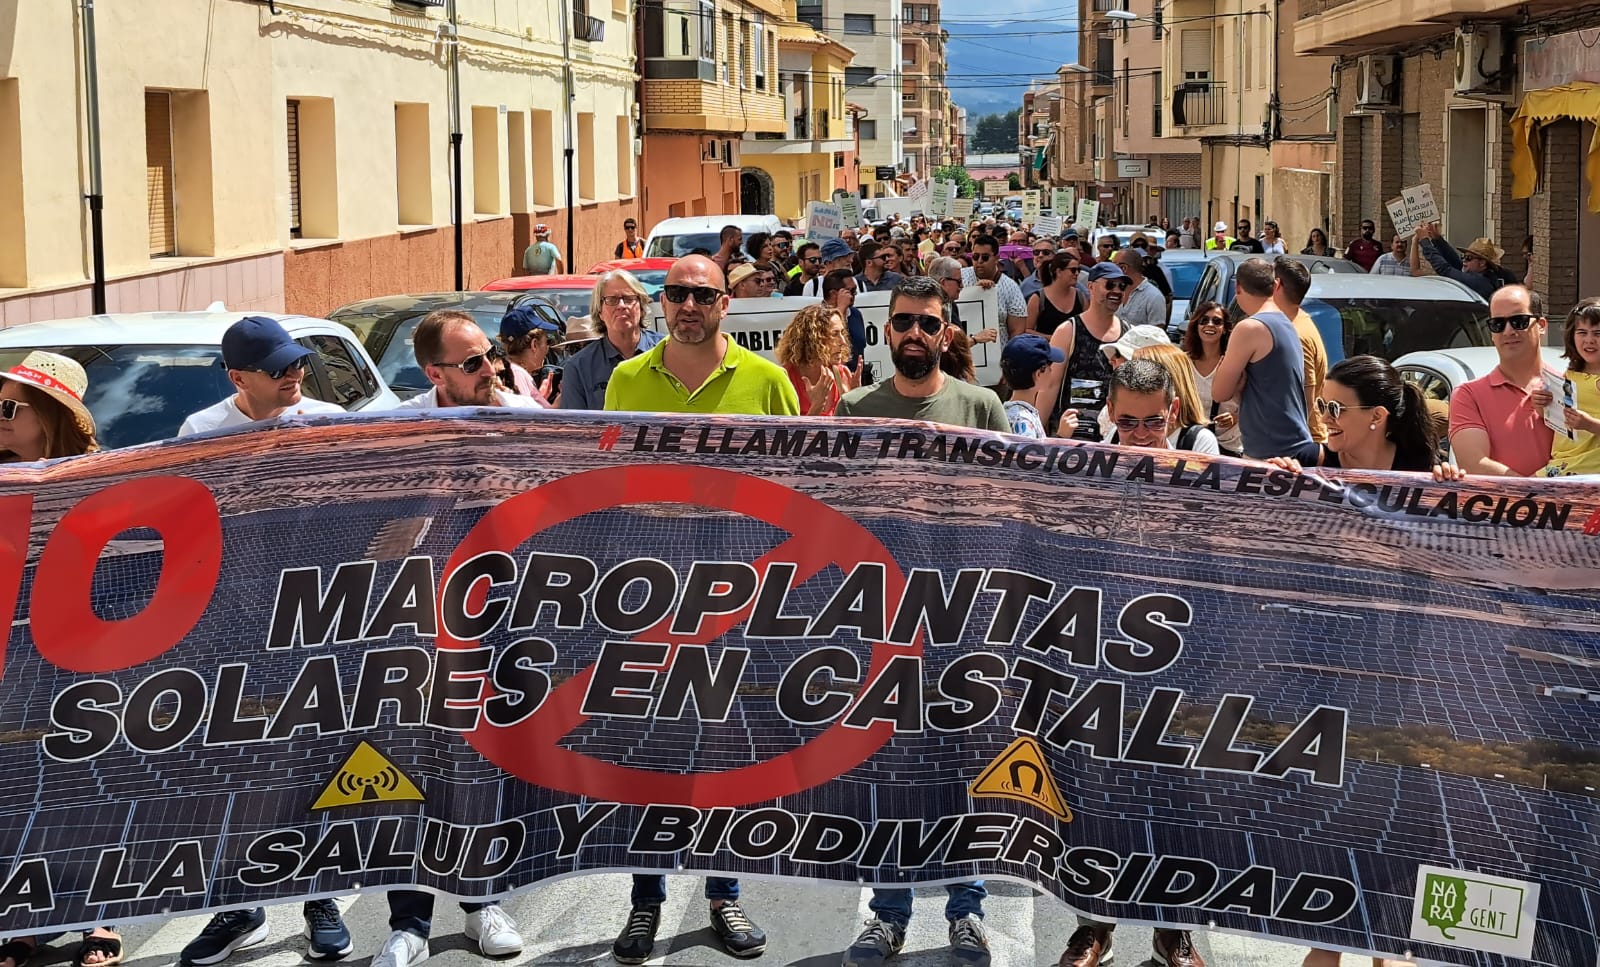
top-left (740, 168), bottom-right (774, 215)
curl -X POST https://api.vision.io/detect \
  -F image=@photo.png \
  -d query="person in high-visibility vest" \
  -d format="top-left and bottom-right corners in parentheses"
top-left (1203, 220), bottom-right (1235, 253)
top-left (614, 217), bottom-right (645, 259)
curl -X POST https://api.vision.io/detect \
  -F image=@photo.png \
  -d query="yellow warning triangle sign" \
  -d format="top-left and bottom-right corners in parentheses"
top-left (311, 741), bottom-right (426, 811)
top-left (968, 736), bottom-right (1072, 822)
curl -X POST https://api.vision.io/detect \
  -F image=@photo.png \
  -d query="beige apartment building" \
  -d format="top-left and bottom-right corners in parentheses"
top-left (902, 0), bottom-right (951, 177)
top-left (1, 0), bottom-right (639, 322)
top-left (1297, 0), bottom-right (1599, 311)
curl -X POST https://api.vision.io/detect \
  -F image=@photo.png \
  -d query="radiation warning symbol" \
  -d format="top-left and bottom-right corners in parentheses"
top-left (311, 741), bottom-right (426, 810)
top-left (968, 736), bottom-right (1073, 822)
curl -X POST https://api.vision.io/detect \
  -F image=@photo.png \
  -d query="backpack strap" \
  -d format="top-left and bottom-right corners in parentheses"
top-left (1176, 423), bottom-right (1203, 451)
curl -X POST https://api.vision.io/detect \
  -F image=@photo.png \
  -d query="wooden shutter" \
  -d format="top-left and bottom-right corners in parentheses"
top-left (1181, 29), bottom-right (1211, 81)
top-left (145, 91), bottom-right (175, 256)
top-left (287, 99), bottom-right (302, 238)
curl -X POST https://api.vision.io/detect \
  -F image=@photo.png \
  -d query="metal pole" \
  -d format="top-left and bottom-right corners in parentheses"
top-left (447, 0), bottom-right (463, 291)
top-left (559, 2), bottom-right (575, 269)
top-left (80, 0), bottom-right (106, 314)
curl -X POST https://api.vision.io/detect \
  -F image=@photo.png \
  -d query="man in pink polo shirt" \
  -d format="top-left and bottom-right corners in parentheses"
top-left (1449, 285), bottom-right (1556, 476)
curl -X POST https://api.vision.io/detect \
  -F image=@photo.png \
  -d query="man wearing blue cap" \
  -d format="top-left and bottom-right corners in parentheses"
top-left (497, 303), bottom-right (561, 401)
top-left (1000, 332), bottom-right (1064, 438)
top-left (178, 316), bottom-right (345, 436)
top-left (1032, 261), bottom-right (1128, 440)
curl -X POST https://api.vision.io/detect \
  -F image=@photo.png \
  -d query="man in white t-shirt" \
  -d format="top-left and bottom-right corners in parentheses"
top-left (178, 315), bottom-right (345, 436)
top-left (393, 309), bottom-right (546, 410)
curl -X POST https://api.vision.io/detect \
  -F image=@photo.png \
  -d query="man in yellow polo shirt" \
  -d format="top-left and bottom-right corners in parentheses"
top-left (604, 254), bottom-right (799, 417)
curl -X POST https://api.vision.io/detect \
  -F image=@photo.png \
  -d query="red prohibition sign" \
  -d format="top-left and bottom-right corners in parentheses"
top-left (435, 463), bottom-right (918, 807)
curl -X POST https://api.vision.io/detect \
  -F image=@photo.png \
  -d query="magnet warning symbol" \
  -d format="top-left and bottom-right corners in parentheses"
top-left (312, 741), bottom-right (426, 810)
top-left (968, 736), bottom-right (1072, 822)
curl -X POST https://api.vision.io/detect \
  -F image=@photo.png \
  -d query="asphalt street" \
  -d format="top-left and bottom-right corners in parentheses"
top-left (30, 876), bottom-right (1389, 967)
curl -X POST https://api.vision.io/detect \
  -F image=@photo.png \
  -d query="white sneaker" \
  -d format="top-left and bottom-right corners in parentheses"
top-left (371, 930), bottom-right (428, 967)
top-left (464, 905), bottom-right (524, 957)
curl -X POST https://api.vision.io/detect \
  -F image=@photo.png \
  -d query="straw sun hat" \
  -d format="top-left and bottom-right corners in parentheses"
top-left (0, 351), bottom-right (96, 439)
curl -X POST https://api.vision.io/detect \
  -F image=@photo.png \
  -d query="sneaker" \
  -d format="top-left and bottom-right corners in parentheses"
top-left (1152, 930), bottom-right (1205, 967)
top-left (709, 901), bottom-right (767, 958)
top-left (463, 905), bottom-right (524, 957)
top-left (1058, 924), bottom-right (1113, 967)
top-left (612, 905), bottom-right (661, 965)
top-left (180, 908), bottom-right (269, 966)
top-left (303, 900), bottom-right (352, 960)
top-left (842, 919), bottom-right (906, 967)
top-left (947, 915), bottom-right (990, 967)
top-left (370, 930), bottom-right (428, 967)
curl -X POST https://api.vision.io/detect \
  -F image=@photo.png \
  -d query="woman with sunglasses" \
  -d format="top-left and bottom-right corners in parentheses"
top-left (1181, 301), bottom-right (1244, 457)
top-left (1537, 297), bottom-right (1600, 476)
top-left (1024, 253), bottom-right (1085, 338)
top-left (1301, 228), bottom-right (1336, 257)
top-left (498, 304), bottom-right (562, 403)
top-left (775, 304), bottom-right (857, 416)
top-left (1130, 342), bottom-right (1220, 455)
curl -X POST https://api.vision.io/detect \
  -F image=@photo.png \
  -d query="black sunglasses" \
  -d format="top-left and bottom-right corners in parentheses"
top-left (1486, 314), bottom-right (1536, 333)
top-left (971, 253), bottom-right (993, 262)
top-left (235, 357), bottom-right (308, 380)
top-left (889, 312), bottom-right (944, 335)
top-left (436, 345), bottom-right (506, 375)
top-left (1033, 249), bottom-right (1054, 258)
top-left (803, 256), bottom-right (822, 264)
top-left (1103, 279), bottom-right (1132, 291)
top-left (663, 284), bottom-right (724, 305)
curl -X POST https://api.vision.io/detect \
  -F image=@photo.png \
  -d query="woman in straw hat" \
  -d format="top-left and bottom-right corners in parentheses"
top-left (0, 351), bottom-right (100, 463)
top-left (1412, 222), bottom-right (1519, 300)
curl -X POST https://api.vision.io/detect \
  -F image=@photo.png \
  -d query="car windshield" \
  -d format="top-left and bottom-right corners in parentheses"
top-left (1162, 261), bottom-right (1206, 299)
top-left (1301, 297), bottom-right (1488, 364)
top-left (0, 344), bottom-right (239, 449)
top-left (647, 232), bottom-right (723, 258)
top-left (328, 311), bottom-right (503, 399)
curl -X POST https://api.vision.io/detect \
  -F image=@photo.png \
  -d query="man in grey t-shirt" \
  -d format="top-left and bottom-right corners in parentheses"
top-left (1112, 248), bottom-right (1169, 331)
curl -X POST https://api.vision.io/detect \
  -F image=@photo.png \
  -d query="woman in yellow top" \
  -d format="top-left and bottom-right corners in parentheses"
top-left (1540, 298), bottom-right (1600, 477)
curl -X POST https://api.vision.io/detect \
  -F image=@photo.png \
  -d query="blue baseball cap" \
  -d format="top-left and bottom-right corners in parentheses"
top-left (1001, 332), bottom-right (1065, 376)
top-left (1085, 261), bottom-right (1127, 284)
top-left (499, 304), bottom-right (561, 341)
top-left (818, 237), bottom-right (854, 262)
top-left (221, 316), bottom-right (312, 373)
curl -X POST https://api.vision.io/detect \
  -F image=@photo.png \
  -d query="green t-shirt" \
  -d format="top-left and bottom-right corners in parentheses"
top-left (524, 241), bottom-right (560, 274)
top-left (836, 376), bottom-right (1009, 432)
top-left (604, 335), bottom-right (801, 416)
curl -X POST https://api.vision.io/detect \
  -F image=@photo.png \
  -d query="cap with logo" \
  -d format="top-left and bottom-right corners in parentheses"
top-left (221, 316), bottom-right (313, 374)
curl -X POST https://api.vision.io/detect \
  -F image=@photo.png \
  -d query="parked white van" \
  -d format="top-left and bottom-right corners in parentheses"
top-left (644, 214), bottom-right (785, 258)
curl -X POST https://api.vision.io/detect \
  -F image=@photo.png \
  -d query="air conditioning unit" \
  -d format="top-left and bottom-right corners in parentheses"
top-left (721, 139), bottom-right (740, 168)
top-left (1454, 25), bottom-right (1505, 94)
top-left (1354, 55), bottom-right (1398, 109)
top-left (702, 139), bottom-right (719, 162)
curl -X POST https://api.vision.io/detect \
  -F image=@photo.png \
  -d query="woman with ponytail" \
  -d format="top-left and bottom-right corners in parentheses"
top-left (1267, 354), bottom-right (1463, 480)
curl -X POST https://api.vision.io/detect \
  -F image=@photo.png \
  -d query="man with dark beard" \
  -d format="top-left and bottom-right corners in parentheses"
top-left (836, 275), bottom-right (1007, 430)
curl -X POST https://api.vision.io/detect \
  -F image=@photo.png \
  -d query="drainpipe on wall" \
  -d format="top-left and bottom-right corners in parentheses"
top-left (79, 0), bottom-right (107, 314)
top-left (445, 0), bottom-right (464, 290)
top-left (559, 0), bottom-right (576, 269)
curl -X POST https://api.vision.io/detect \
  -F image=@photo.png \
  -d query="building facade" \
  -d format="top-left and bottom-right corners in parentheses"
top-left (640, 0), bottom-right (786, 225)
top-left (1105, 0), bottom-right (1202, 225)
top-left (798, 0), bottom-right (904, 197)
top-left (902, 1), bottom-right (951, 178)
top-left (1297, 0), bottom-right (1597, 313)
top-left (1, 0), bottom-right (639, 322)
top-left (740, 3), bottom-right (857, 220)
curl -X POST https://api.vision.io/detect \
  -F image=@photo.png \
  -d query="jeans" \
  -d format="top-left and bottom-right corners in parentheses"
top-left (869, 882), bottom-right (987, 927)
top-left (387, 890), bottom-right (490, 938)
top-left (630, 875), bottom-right (740, 905)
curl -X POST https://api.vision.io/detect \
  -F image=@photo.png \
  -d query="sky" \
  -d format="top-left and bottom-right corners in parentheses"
top-left (937, 0), bottom-right (1079, 118)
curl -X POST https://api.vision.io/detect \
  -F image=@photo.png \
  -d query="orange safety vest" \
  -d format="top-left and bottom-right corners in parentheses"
top-left (618, 239), bottom-right (645, 259)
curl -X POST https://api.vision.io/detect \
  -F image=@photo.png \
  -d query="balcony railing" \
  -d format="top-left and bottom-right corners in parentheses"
top-left (1092, 0), bottom-right (1122, 10)
top-left (1172, 80), bottom-right (1226, 127)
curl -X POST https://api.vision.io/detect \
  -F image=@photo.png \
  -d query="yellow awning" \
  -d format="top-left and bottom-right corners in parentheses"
top-left (1511, 82), bottom-right (1600, 213)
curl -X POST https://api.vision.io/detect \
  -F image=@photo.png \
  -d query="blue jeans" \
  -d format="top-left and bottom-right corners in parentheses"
top-left (630, 874), bottom-right (740, 905)
top-left (387, 890), bottom-right (489, 938)
top-left (869, 882), bottom-right (987, 927)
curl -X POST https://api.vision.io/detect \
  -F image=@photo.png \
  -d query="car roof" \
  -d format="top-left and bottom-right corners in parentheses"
top-left (1306, 274), bottom-right (1486, 303)
top-left (646, 215), bottom-right (780, 233)
top-left (329, 292), bottom-right (529, 316)
top-left (1203, 251), bottom-right (1364, 273)
top-left (0, 311), bottom-right (341, 347)
top-left (482, 274), bottom-right (596, 291)
top-left (1157, 249), bottom-right (1210, 262)
top-left (586, 258), bottom-right (677, 273)
top-left (1394, 345), bottom-right (1563, 376)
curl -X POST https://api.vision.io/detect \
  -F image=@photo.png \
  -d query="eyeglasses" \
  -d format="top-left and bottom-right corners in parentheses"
top-left (0, 399), bottom-right (32, 421)
top-left (601, 294), bottom-right (642, 307)
top-left (1314, 398), bottom-right (1376, 421)
top-left (971, 253), bottom-right (993, 262)
top-left (1033, 249), bottom-right (1054, 258)
top-left (1102, 279), bottom-right (1132, 291)
top-left (241, 358), bottom-right (308, 380)
top-left (889, 312), bottom-right (944, 335)
top-left (1198, 316), bottom-right (1226, 327)
top-left (1113, 415), bottom-right (1168, 431)
top-left (872, 253), bottom-right (892, 261)
top-left (803, 256), bottom-right (822, 264)
top-left (435, 345), bottom-right (506, 375)
top-left (662, 284), bottom-right (724, 305)
top-left (1063, 265), bottom-right (1082, 274)
top-left (1486, 313), bottom-right (1537, 333)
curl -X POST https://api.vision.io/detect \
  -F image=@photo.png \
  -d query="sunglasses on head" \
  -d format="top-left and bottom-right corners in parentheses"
top-left (1487, 313), bottom-right (1536, 333)
top-left (1113, 415), bottom-right (1168, 431)
top-left (436, 345), bottom-right (506, 375)
top-left (663, 284), bottom-right (724, 305)
top-left (1314, 398), bottom-right (1376, 421)
top-left (889, 312), bottom-right (944, 335)
top-left (0, 399), bottom-right (32, 421)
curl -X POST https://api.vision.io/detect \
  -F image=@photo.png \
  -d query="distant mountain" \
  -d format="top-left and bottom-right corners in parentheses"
top-left (944, 21), bottom-right (1077, 123)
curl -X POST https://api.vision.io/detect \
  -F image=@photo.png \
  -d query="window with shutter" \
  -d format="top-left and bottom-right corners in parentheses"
top-left (145, 91), bottom-right (175, 257)
top-left (287, 99), bottom-right (302, 239)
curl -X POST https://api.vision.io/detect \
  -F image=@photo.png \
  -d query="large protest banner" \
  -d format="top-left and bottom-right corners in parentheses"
top-left (3, 411), bottom-right (1600, 967)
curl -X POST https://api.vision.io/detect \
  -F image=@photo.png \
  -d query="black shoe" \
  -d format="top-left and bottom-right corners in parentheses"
top-left (612, 905), bottom-right (661, 965)
top-left (181, 908), bottom-right (269, 966)
top-left (710, 901), bottom-right (767, 958)
top-left (843, 919), bottom-right (906, 967)
top-left (947, 915), bottom-right (990, 967)
top-left (303, 899), bottom-right (352, 960)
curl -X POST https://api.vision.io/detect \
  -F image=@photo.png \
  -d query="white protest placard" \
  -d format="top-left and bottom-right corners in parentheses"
top-left (1022, 190), bottom-right (1041, 223)
top-left (1386, 183), bottom-right (1440, 237)
top-left (1052, 187), bottom-right (1075, 216)
top-left (1074, 198), bottom-right (1100, 231)
top-left (837, 192), bottom-right (862, 229)
top-left (930, 180), bottom-right (954, 219)
top-left (1034, 215), bottom-right (1064, 238)
top-left (951, 196), bottom-right (975, 222)
top-left (804, 201), bottom-right (842, 240)
top-left (984, 180), bottom-right (1008, 198)
top-left (907, 179), bottom-right (931, 202)
top-left (1543, 371), bottom-right (1578, 441)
